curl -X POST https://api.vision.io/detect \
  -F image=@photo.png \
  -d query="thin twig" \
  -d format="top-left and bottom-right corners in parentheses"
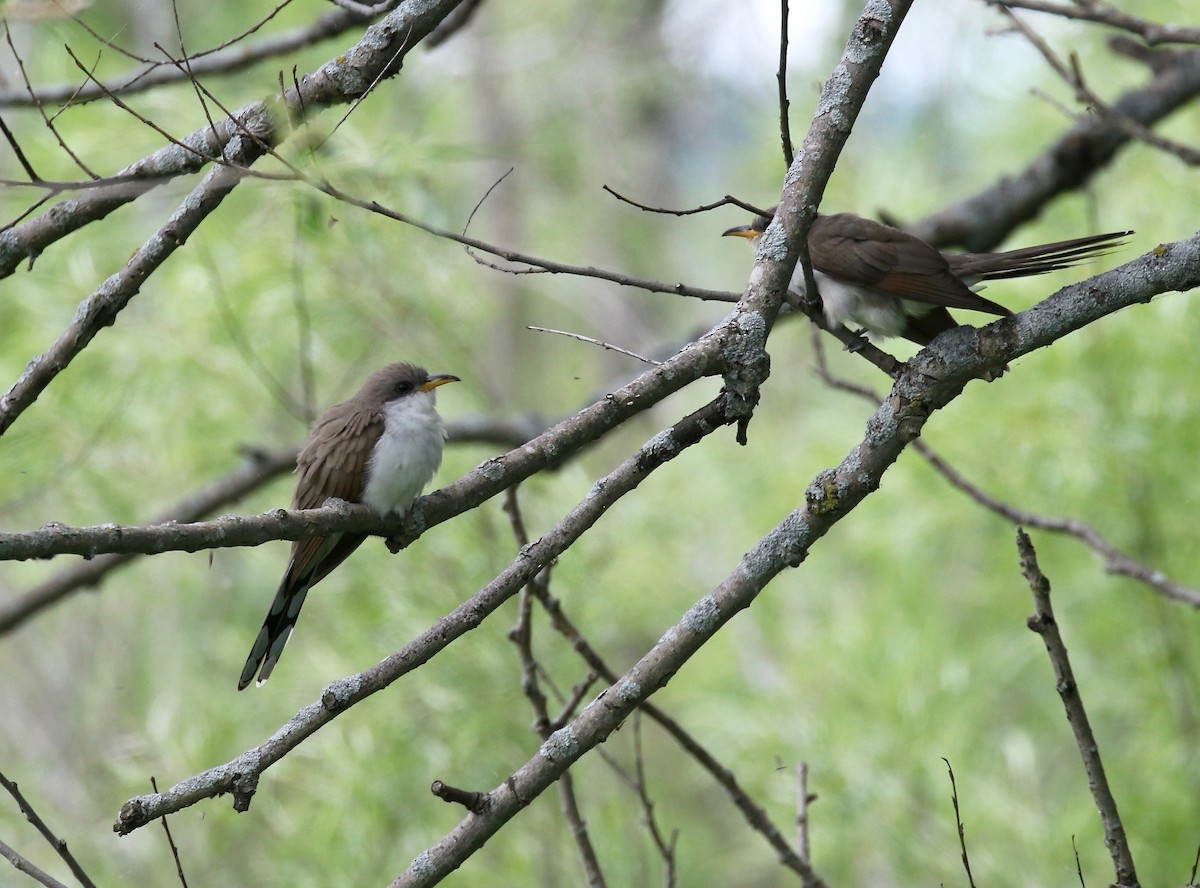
top-left (527, 326), bottom-right (660, 365)
top-left (0, 838), bottom-right (70, 888)
top-left (795, 762), bottom-right (812, 864)
top-left (504, 486), bottom-right (607, 888)
top-left (601, 185), bottom-right (773, 219)
top-left (999, 8), bottom-right (1200, 165)
top-left (778, 0), bottom-right (793, 166)
top-left (1072, 835), bottom-right (1086, 888)
top-left (151, 777), bottom-right (190, 888)
top-left (941, 758), bottom-right (976, 888)
top-left (632, 716), bottom-right (678, 887)
top-left (809, 327), bottom-right (1200, 608)
top-left (1017, 529), bottom-right (1139, 887)
top-left (3, 26), bottom-right (99, 178)
top-left (0, 771), bottom-right (97, 888)
top-left (988, 0), bottom-right (1200, 47)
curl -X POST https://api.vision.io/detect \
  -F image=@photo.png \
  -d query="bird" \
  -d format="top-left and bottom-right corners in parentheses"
top-left (238, 362), bottom-right (460, 690)
top-left (722, 209), bottom-right (1131, 346)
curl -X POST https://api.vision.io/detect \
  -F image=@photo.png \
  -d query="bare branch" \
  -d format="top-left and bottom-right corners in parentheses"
top-left (0, 0), bottom-right (466, 279)
top-left (114, 396), bottom-right (736, 835)
top-left (777, 0), bottom-right (794, 166)
top-left (941, 759), bottom-right (977, 888)
top-left (527, 326), bottom-right (660, 365)
top-left (916, 443), bottom-right (1200, 607)
top-left (989, 0), bottom-right (1200, 47)
top-left (999, 8), bottom-right (1200, 165)
top-left (794, 762), bottom-right (812, 865)
top-left (0, 840), bottom-right (70, 888)
top-left (908, 45), bottom-right (1200, 249)
top-left (600, 186), bottom-right (773, 219)
top-left (811, 326), bottom-right (1200, 609)
top-left (1017, 530), bottom-right (1139, 887)
top-left (0, 446), bottom-right (295, 634)
top-left (426, 0), bottom-right (488, 47)
top-left (0, 771), bottom-right (97, 888)
top-left (0, 3), bottom-right (375, 107)
top-left (0, 415), bottom-right (544, 635)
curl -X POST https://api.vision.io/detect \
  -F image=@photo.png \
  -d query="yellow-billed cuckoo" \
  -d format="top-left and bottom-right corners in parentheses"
top-left (239, 362), bottom-right (459, 690)
top-left (723, 210), bottom-right (1130, 345)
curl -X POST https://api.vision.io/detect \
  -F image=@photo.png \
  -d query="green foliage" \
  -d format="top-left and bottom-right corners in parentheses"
top-left (0, 1), bottom-right (1197, 886)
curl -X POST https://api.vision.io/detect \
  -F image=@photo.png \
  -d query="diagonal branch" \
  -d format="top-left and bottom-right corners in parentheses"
top-left (908, 46), bottom-right (1200, 249)
top-left (113, 396), bottom-right (737, 834)
top-left (989, 0), bottom-right (1200, 47)
top-left (0, 771), bottom-right (97, 888)
top-left (0, 136), bottom-right (261, 437)
top-left (0, 7), bottom-right (384, 107)
top-left (1017, 530), bottom-right (1139, 887)
top-left (386, 224), bottom-right (1200, 886)
top-left (0, 0), bottom-right (466, 280)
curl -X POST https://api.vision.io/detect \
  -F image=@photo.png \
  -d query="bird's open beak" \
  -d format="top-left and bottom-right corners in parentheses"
top-left (420, 374), bottom-right (461, 392)
top-left (722, 225), bottom-right (761, 239)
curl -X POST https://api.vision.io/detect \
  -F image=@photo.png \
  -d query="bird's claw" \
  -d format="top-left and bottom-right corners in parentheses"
top-left (844, 327), bottom-right (870, 353)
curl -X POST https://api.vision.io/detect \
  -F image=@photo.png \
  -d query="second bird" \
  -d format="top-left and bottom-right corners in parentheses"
top-left (723, 210), bottom-right (1130, 345)
top-left (239, 362), bottom-right (459, 690)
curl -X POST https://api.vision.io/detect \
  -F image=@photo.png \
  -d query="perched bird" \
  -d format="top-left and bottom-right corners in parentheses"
top-left (239, 362), bottom-right (459, 690)
top-left (723, 210), bottom-right (1130, 345)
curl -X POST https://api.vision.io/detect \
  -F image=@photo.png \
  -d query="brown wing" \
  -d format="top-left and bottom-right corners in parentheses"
top-left (238, 402), bottom-right (384, 689)
top-left (286, 402), bottom-right (383, 583)
top-left (810, 214), bottom-right (1011, 316)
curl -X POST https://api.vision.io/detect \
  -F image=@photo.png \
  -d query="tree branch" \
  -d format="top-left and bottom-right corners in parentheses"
top-left (908, 46), bottom-right (1200, 249)
top-left (0, 0), bottom-right (467, 279)
top-left (0, 415), bottom-right (549, 635)
top-left (1017, 530), bottom-right (1139, 887)
top-left (114, 397), bottom-right (736, 834)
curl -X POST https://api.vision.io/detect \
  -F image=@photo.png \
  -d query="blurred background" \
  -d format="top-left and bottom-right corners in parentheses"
top-left (0, 0), bottom-right (1197, 885)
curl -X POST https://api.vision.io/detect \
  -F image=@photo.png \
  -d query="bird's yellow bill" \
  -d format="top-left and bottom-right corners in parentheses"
top-left (721, 225), bottom-right (761, 239)
top-left (419, 374), bottom-right (461, 392)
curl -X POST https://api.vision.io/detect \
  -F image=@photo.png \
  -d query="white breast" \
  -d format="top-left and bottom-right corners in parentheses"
top-left (361, 392), bottom-right (447, 516)
top-left (787, 266), bottom-right (912, 338)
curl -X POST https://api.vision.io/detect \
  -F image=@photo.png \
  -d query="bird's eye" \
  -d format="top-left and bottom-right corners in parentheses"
top-left (394, 381), bottom-right (414, 395)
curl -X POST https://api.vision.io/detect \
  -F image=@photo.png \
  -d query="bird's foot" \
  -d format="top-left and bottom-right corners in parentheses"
top-left (844, 327), bottom-right (871, 353)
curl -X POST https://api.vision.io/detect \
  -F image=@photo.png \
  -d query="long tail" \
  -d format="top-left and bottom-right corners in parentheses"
top-left (239, 531), bottom-right (368, 689)
top-left (238, 579), bottom-right (311, 690)
top-left (952, 230), bottom-right (1132, 281)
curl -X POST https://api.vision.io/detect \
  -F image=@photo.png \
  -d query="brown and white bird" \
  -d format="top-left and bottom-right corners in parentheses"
top-left (239, 362), bottom-right (459, 690)
top-left (723, 210), bottom-right (1130, 345)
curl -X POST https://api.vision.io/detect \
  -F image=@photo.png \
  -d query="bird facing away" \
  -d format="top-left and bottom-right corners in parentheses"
top-left (239, 362), bottom-right (460, 690)
top-left (723, 210), bottom-right (1131, 345)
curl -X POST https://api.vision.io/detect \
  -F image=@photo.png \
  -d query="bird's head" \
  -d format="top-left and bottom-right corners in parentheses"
top-left (365, 363), bottom-right (460, 406)
top-left (721, 210), bottom-right (776, 244)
